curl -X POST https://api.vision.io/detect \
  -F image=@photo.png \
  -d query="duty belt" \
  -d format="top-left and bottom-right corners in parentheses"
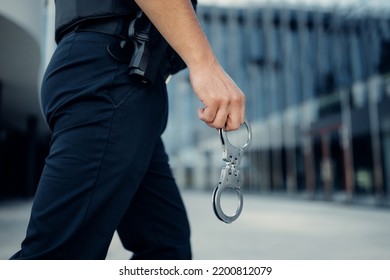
top-left (74, 16), bottom-right (132, 40)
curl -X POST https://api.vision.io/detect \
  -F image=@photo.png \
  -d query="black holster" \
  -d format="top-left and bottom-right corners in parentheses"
top-left (127, 11), bottom-right (172, 83)
top-left (106, 11), bottom-right (187, 84)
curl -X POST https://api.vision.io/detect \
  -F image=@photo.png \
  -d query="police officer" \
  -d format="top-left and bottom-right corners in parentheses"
top-left (11, 0), bottom-right (246, 259)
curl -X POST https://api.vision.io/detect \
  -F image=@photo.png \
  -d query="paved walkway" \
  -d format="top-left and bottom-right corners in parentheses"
top-left (1, 190), bottom-right (390, 260)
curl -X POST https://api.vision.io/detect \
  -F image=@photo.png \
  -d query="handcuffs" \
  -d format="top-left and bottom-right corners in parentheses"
top-left (212, 121), bottom-right (252, 223)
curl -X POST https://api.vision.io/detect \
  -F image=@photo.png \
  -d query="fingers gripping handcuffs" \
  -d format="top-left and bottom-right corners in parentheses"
top-left (212, 121), bottom-right (252, 224)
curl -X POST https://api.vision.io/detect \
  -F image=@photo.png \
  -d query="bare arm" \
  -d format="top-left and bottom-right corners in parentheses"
top-left (134, 0), bottom-right (245, 131)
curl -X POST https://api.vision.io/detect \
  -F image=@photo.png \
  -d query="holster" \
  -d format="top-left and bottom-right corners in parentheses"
top-left (74, 4), bottom-right (196, 84)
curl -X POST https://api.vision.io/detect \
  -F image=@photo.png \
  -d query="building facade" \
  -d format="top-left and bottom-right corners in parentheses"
top-left (165, 2), bottom-right (390, 206)
top-left (1, 1), bottom-right (390, 207)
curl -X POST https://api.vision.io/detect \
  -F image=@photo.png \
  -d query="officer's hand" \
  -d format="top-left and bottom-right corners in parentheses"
top-left (189, 60), bottom-right (246, 131)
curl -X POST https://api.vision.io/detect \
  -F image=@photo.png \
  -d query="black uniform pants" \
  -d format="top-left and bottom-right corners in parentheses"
top-left (11, 30), bottom-right (191, 259)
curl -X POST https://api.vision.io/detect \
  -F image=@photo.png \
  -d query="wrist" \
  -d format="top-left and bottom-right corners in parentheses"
top-left (187, 51), bottom-right (219, 77)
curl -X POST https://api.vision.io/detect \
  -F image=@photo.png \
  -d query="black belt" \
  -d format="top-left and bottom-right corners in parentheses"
top-left (74, 17), bottom-right (131, 40)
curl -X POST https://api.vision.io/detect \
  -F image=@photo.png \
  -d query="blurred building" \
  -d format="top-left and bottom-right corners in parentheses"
top-left (165, 0), bottom-right (390, 206)
top-left (0, 0), bottom-right (54, 198)
top-left (1, 0), bottom-right (390, 207)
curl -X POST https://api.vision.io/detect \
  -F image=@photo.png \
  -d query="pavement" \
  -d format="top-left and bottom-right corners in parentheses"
top-left (1, 190), bottom-right (390, 260)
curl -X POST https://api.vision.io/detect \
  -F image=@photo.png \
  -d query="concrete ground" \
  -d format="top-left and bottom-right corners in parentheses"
top-left (1, 190), bottom-right (390, 260)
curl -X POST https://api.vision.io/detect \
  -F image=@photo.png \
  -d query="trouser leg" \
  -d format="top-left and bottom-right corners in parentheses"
top-left (117, 138), bottom-right (192, 260)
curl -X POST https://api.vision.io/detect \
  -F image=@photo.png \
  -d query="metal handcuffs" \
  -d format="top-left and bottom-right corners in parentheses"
top-left (212, 121), bottom-right (252, 223)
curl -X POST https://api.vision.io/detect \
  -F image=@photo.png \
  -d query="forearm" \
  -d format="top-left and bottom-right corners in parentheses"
top-left (134, 0), bottom-right (217, 73)
top-left (135, 0), bottom-right (245, 131)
